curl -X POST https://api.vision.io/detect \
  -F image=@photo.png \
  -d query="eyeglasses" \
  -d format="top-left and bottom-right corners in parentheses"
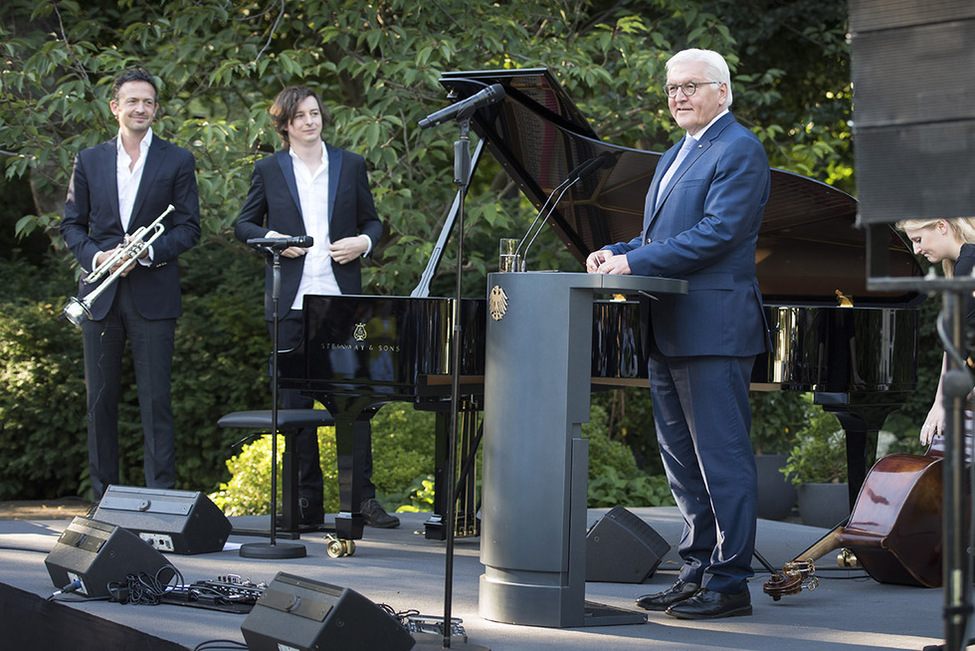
top-left (663, 81), bottom-right (721, 98)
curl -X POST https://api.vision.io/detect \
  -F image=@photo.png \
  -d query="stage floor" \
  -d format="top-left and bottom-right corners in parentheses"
top-left (0, 507), bottom-right (960, 650)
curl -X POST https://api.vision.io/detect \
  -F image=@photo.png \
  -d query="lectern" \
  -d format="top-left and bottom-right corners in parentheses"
top-left (479, 271), bottom-right (686, 627)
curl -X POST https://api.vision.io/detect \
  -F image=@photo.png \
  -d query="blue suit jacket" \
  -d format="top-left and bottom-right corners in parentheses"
top-left (234, 145), bottom-right (384, 321)
top-left (60, 136), bottom-right (201, 321)
top-left (606, 112), bottom-right (770, 358)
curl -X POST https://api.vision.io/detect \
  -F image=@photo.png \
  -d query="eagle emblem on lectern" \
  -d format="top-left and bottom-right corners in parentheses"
top-left (489, 285), bottom-right (508, 321)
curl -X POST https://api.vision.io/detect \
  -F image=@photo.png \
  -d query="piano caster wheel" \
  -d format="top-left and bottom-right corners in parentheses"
top-left (325, 534), bottom-right (355, 558)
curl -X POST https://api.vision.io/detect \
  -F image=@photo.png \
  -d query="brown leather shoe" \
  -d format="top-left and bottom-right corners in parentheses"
top-left (665, 587), bottom-right (752, 619)
top-left (635, 579), bottom-right (700, 611)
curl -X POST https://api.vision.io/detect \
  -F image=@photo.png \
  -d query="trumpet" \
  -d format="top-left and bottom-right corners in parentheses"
top-left (62, 204), bottom-right (174, 326)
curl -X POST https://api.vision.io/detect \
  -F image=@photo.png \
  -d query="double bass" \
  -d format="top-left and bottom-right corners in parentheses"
top-left (764, 448), bottom-right (950, 600)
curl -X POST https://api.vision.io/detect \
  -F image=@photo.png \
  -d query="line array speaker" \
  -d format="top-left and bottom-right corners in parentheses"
top-left (586, 506), bottom-right (671, 583)
top-left (44, 516), bottom-right (171, 598)
top-left (850, 0), bottom-right (975, 224)
top-left (92, 484), bottom-right (231, 554)
top-left (240, 572), bottom-right (415, 651)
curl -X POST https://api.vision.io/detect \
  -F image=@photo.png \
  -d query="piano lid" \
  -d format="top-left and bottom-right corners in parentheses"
top-left (437, 68), bottom-right (923, 305)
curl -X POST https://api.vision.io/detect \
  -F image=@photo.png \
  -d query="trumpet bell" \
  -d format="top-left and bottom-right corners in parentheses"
top-left (62, 296), bottom-right (92, 326)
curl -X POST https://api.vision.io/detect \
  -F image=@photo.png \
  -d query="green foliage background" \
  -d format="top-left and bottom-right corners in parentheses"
top-left (0, 0), bottom-right (940, 504)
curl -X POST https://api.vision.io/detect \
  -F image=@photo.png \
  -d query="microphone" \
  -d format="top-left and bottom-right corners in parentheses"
top-left (567, 151), bottom-right (615, 182)
top-left (418, 84), bottom-right (506, 129)
top-left (517, 152), bottom-right (616, 263)
top-left (246, 235), bottom-right (314, 250)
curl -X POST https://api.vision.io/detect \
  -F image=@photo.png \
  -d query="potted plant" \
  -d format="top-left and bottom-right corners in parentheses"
top-left (749, 392), bottom-right (805, 520)
top-left (782, 402), bottom-right (850, 528)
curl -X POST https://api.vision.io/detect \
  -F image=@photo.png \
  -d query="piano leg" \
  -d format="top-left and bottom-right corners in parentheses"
top-left (424, 401), bottom-right (482, 540)
top-left (323, 396), bottom-right (385, 543)
top-left (815, 396), bottom-right (892, 510)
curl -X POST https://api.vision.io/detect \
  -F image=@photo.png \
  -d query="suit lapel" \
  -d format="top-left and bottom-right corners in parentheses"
top-left (326, 143), bottom-right (342, 226)
top-left (275, 150), bottom-right (302, 215)
top-left (654, 136), bottom-right (704, 213)
top-left (644, 146), bottom-right (678, 229)
top-left (130, 138), bottom-right (167, 230)
top-left (645, 113), bottom-right (737, 232)
top-left (100, 139), bottom-right (122, 228)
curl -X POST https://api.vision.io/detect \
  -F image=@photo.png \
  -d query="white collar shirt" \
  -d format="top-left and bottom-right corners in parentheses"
top-left (116, 128), bottom-right (152, 232)
top-left (291, 143), bottom-right (341, 307)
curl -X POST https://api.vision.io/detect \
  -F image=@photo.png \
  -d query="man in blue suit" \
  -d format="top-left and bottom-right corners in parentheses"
top-left (235, 86), bottom-right (397, 528)
top-left (587, 49), bottom-right (770, 619)
top-left (60, 68), bottom-right (201, 502)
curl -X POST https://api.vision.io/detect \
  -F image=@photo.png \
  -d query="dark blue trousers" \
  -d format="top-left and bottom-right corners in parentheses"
top-left (648, 342), bottom-right (757, 594)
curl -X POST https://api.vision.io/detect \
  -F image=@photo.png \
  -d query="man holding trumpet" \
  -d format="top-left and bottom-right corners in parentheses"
top-left (60, 68), bottom-right (201, 502)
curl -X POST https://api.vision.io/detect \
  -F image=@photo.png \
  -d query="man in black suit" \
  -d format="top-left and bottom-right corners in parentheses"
top-left (60, 68), bottom-right (201, 501)
top-left (235, 85), bottom-right (396, 528)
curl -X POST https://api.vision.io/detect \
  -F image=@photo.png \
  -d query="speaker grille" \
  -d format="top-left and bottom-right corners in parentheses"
top-left (850, 0), bottom-right (975, 223)
top-left (586, 507), bottom-right (671, 583)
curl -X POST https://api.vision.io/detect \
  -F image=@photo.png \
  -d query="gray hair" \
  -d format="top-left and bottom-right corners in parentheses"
top-left (666, 49), bottom-right (733, 109)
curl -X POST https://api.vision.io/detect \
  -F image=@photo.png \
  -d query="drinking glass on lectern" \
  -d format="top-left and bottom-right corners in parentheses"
top-left (499, 238), bottom-right (523, 272)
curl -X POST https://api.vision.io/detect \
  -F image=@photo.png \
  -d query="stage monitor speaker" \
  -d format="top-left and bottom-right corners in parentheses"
top-left (92, 484), bottom-right (231, 554)
top-left (586, 506), bottom-right (671, 583)
top-left (850, 0), bottom-right (975, 224)
top-left (240, 572), bottom-right (415, 651)
top-left (44, 516), bottom-right (171, 598)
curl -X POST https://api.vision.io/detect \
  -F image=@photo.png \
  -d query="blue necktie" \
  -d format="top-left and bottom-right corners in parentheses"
top-left (653, 136), bottom-right (697, 212)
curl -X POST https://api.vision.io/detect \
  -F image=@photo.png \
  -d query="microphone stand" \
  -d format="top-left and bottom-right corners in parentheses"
top-left (240, 247), bottom-right (306, 559)
top-left (423, 116), bottom-right (488, 651)
top-left (516, 176), bottom-right (578, 264)
top-left (936, 290), bottom-right (973, 651)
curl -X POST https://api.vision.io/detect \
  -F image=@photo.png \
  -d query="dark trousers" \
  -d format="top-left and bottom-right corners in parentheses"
top-left (82, 279), bottom-right (176, 501)
top-left (274, 314), bottom-right (375, 506)
top-left (648, 340), bottom-right (757, 595)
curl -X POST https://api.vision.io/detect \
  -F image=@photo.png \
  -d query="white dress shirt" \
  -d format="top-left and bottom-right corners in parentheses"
top-left (290, 143), bottom-right (342, 307)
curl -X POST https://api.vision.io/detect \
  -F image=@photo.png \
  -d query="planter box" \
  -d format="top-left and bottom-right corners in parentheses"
top-left (755, 453), bottom-right (796, 521)
top-left (797, 482), bottom-right (850, 528)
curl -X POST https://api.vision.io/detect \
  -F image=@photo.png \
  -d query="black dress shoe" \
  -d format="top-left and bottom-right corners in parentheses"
top-left (361, 498), bottom-right (400, 528)
top-left (665, 587), bottom-right (752, 619)
top-left (635, 579), bottom-right (700, 611)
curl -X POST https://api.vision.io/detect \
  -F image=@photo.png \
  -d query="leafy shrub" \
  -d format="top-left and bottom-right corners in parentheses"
top-left (749, 390), bottom-right (807, 454)
top-left (782, 396), bottom-right (847, 486)
top-left (0, 297), bottom-right (89, 498)
top-left (211, 400), bottom-right (675, 514)
top-left (583, 403), bottom-right (675, 507)
top-left (211, 404), bottom-right (436, 515)
top-left (0, 244), bottom-right (272, 500)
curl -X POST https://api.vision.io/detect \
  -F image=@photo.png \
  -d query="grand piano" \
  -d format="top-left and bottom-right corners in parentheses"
top-left (278, 68), bottom-right (923, 546)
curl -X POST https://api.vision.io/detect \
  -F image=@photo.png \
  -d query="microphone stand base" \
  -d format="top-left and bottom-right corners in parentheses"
top-left (239, 541), bottom-right (307, 559)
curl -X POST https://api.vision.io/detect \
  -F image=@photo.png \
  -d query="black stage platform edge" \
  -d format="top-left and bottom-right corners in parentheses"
top-left (0, 581), bottom-right (188, 651)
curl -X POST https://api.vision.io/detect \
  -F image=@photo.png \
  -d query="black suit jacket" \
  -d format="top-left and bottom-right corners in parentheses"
top-left (235, 145), bottom-right (384, 321)
top-left (60, 135), bottom-right (201, 320)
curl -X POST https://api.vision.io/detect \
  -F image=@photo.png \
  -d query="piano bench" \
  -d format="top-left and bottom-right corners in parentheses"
top-left (217, 409), bottom-right (335, 537)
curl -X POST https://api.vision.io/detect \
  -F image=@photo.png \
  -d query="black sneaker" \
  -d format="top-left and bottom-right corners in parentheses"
top-left (360, 498), bottom-right (400, 528)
